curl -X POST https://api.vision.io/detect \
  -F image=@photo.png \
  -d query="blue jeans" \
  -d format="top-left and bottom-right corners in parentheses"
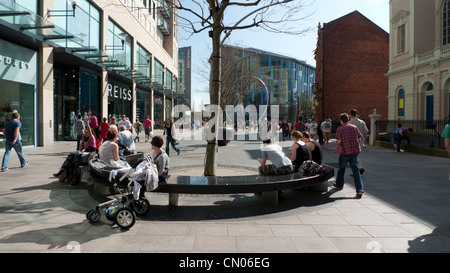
top-left (2, 139), bottom-right (27, 169)
top-left (166, 135), bottom-right (180, 156)
top-left (335, 154), bottom-right (364, 193)
top-left (391, 134), bottom-right (402, 152)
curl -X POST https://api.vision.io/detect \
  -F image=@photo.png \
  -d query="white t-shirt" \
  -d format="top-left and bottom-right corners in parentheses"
top-left (308, 123), bottom-right (318, 134)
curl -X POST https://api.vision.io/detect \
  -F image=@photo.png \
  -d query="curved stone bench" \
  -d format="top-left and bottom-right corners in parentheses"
top-left (154, 166), bottom-right (334, 206)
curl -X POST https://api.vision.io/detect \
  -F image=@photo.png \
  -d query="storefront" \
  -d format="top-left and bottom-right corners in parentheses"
top-left (53, 68), bottom-right (100, 141)
top-left (0, 38), bottom-right (37, 150)
top-left (107, 78), bottom-right (133, 120)
top-left (136, 88), bottom-right (152, 122)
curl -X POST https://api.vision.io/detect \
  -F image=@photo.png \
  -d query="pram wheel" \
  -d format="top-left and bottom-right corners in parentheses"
top-left (132, 198), bottom-right (150, 216)
top-left (86, 209), bottom-right (101, 223)
top-left (115, 208), bottom-right (136, 229)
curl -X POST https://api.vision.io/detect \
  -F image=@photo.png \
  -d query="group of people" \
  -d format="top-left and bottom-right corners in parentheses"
top-left (258, 109), bottom-right (369, 199)
top-left (53, 114), bottom-right (177, 185)
top-left (281, 116), bottom-right (335, 150)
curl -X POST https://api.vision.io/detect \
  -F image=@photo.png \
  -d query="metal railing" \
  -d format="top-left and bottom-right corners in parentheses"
top-left (375, 119), bottom-right (449, 149)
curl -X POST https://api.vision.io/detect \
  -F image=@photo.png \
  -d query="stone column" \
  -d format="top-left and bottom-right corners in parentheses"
top-left (369, 108), bottom-right (382, 146)
top-left (38, 46), bottom-right (54, 147)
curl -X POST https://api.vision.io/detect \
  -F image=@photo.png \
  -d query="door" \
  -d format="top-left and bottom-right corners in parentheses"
top-left (426, 95), bottom-right (434, 129)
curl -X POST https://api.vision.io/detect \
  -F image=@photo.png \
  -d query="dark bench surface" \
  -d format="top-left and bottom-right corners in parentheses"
top-left (154, 166), bottom-right (334, 194)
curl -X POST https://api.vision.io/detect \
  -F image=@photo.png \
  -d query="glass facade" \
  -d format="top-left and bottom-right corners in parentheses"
top-left (0, 80), bottom-right (35, 148)
top-left (235, 49), bottom-right (316, 121)
top-left (0, 38), bottom-right (37, 149)
top-left (154, 58), bottom-right (164, 86)
top-left (53, 0), bottom-right (101, 49)
top-left (153, 94), bottom-right (163, 129)
top-left (53, 69), bottom-right (100, 141)
top-left (136, 43), bottom-right (151, 78)
top-left (107, 79), bottom-right (132, 120)
top-left (107, 19), bottom-right (132, 70)
top-left (136, 89), bottom-right (151, 121)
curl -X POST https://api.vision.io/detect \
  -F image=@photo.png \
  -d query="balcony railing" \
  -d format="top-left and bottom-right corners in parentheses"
top-left (157, 17), bottom-right (170, 36)
top-left (157, 0), bottom-right (171, 19)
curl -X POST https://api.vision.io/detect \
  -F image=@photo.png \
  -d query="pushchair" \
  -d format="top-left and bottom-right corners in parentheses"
top-left (86, 155), bottom-right (158, 229)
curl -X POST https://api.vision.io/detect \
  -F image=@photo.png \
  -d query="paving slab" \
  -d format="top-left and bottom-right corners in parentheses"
top-left (0, 129), bottom-right (449, 254)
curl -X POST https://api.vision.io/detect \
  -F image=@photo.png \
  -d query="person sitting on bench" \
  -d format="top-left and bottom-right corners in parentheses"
top-left (258, 138), bottom-right (293, 175)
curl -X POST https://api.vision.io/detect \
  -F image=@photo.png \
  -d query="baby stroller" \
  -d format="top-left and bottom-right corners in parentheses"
top-left (86, 155), bottom-right (158, 229)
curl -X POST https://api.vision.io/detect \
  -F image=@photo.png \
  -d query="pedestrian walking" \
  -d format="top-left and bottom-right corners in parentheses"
top-left (133, 118), bottom-right (142, 142)
top-left (307, 118), bottom-right (318, 140)
top-left (333, 113), bottom-right (364, 199)
top-left (320, 116), bottom-right (332, 149)
top-left (99, 117), bottom-right (109, 141)
top-left (163, 118), bottom-right (180, 156)
top-left (1, 112), bottom-right (29, 172)
top-left (75, 114), bottom-right (85, 151)
top-left (280, 118), bottom-right (290, 141)
top-left (143, 116), bottom-right (153, 142)
top-left (348, 109), bottom-right (369, 174)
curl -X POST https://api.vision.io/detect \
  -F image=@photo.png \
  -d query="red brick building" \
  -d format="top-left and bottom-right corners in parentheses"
top-left (313, 11), bottom-right (389, 127)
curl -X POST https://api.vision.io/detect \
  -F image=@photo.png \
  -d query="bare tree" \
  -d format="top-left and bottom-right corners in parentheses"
top-left (172, 0), bottom-right (314, 176)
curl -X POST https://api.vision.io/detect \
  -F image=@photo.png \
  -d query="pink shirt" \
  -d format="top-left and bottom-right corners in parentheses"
top-left (143, 119), bottom-right (152, 129)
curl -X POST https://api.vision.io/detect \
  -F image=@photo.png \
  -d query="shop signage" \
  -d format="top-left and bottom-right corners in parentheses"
top-left (0, 54), bottom-right (31, 70)
top-left (107, 83), bottom-right (132, 101)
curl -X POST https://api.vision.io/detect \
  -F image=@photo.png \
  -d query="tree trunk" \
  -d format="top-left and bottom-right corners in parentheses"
top-left (203, 18), bottom-right (222, 176)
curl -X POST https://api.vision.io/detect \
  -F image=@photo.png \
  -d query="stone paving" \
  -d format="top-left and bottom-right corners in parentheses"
top-left (0, 129), bottom-right (450, 253)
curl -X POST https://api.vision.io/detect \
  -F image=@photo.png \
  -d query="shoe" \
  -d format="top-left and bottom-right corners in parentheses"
top-left (21, 161), bottom-right (30, 168)
top-left (1, 168), bottom-right (9, 172)
top-left (332, 182), bottom-right (342, 190)
top-left (355, 192), bottom-right (363, 199)
top-left (359, 168), bottom-right (365, 175)
top-left (58, 171), bottom-right (68, 182)
top-left (177, 150), bottom-right (180, 155)
top-left (53, 169), bottom-right (64, 177)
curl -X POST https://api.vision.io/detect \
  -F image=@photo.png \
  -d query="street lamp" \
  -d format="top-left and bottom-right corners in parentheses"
top-left (47, 0), bottom-right (78, 18)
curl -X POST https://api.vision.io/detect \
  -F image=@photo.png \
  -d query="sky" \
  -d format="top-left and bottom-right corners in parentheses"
top-left (177, 0), bottom-right (390, 111)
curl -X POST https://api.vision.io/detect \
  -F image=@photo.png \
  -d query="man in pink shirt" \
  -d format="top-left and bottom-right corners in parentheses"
top-left (143, 116), bottom-right (152, 142)
top-left (333, 113), bottom-right (364, 198)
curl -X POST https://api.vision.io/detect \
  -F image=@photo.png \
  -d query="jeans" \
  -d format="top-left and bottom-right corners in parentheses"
top-left (2, 139), bottom-right (27, 169)
top-left (335, 153), bottom-right (364, 193)
top-left (166, 135), bottom-right (180, 155)
top-left (391, 135), bottom-right (402, 152)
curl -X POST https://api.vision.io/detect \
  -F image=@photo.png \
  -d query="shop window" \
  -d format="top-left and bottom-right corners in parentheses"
top-left (0, 80), bottom-right (35, 148)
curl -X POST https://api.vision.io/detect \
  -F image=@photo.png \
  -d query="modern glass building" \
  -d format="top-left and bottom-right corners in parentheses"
top-left (0, 0), bottom-right (179, 149)
top-left (178, 46), bottom-right (192, 108)
top-left (221, 45), bottom-right (316, 122)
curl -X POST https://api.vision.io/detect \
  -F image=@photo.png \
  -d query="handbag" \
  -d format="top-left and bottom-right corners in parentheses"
top-left (300, 160), bottom-right (323, 175)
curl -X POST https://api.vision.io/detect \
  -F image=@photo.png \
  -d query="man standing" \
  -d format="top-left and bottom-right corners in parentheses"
top-left (280, 118), bottom-right (290, 141)
top-left (334, 113), bottom-right (364, 199)
top-left (348, 109), bottom-right (369, 174)
top-left (118, 114), bottom-right (132, 132)
top-left (307, 118), bottom-right (318, 140)
top-left (1, 112), bottom-right (29, 172)
top-left (143, 116), bottom-right (152, 142)
top-left (320, 116), bottom-right (332, 149)
top-left (75, 115), bottom-right (85, 150)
